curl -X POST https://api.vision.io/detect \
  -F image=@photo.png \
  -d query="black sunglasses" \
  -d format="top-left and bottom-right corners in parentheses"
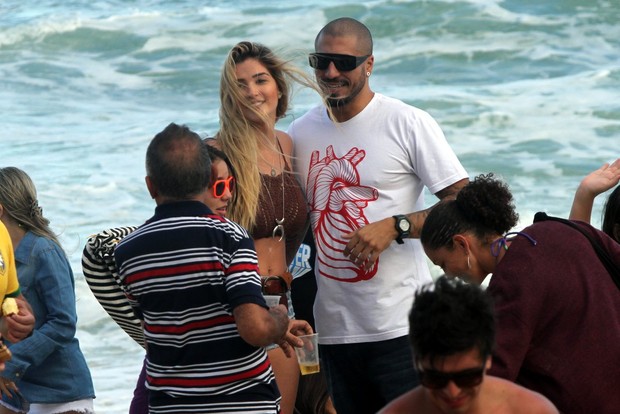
top-left (308, 53), bottom-right (369, 72)
top-left (418, 366), bottom-right (485, 389)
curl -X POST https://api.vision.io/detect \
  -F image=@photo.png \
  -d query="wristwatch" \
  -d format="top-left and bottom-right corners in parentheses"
top-left (393, 214), bottom-right (411, 244)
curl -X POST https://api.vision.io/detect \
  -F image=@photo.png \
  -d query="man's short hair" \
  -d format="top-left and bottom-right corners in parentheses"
top-left (316, 17), bottom-right (373, 55)
top-left (146, 123), bottom-right (211, 200)
top-left (409, 276), bottom-right (495, 364)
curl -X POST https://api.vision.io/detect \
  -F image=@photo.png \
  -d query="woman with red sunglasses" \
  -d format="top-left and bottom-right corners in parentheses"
top-left (204, 144), bottom-right (236, 217)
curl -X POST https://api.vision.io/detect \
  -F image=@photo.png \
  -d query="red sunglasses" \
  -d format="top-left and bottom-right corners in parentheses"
top-left (212, 176), bottom-right (235, 198)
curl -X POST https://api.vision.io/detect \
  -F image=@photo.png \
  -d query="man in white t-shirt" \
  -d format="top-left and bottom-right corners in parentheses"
top-left (288, 17), bottom-right (469, 414)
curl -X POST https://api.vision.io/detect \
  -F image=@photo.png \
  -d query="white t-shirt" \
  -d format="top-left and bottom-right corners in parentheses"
top-left (288, 93), bottom-right (468, 344)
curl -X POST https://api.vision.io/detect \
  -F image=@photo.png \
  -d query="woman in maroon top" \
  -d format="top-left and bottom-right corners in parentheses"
top-left (420, 173), bottom-right (620, 414)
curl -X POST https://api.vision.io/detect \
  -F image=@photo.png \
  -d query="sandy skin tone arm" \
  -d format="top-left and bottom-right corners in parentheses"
top-left (569, 158), bottom-right (620, 223)
top-left (234, 303), bottom-right (312, 358)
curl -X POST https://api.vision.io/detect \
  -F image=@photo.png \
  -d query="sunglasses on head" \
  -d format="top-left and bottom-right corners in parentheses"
top-left (212, 176), bottom-right (235, 198)
top-left (308, 53), bottom-right (370, 72)
top-left (418, 366), bottom-right (485, 389)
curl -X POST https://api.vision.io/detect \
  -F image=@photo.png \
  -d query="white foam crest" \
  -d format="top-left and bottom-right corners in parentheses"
top-left (251, 10), bottom-right (327, 50)
top-left (434, 69), bottom-right (614, 136)
top-left (89, 9), bottom-right (164, 34)
top-left (79, 181), bottom-right (119, 195)
top-left (141, 32), bottom-right (229, 53)
top-left (0, 7), bottom-right (196, 48)
top-left (137, 7), bottom-right (327, 64)
top-left (0, 16), bottom-right (83, 47)
top-left (462, 0), bottom-right (572, 26)
top-left (516, 157), bottom-right (564, 177)
top-left (378, 30), bottom-right (540, 67)
top-left (484, 71), bottom-right (618, 137)
top-left (6, 51), bottom-right (154, 93)
top-left (78, 57), bottom-right (154, 90)
top-left (377, 4), bottom-right (612, 65)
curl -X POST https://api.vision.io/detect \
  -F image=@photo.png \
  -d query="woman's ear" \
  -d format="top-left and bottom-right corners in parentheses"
top-left (452, 234), bottom-right (469, 254)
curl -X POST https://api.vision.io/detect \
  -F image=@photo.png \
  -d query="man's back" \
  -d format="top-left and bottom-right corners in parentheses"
top-left (115, 200), bottom-right (279, 410)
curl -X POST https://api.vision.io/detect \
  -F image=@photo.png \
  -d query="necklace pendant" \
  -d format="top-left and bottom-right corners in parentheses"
top-left (272, 218), bottom-right (285, 242)
top-left (271, 168), bottom-right (276, 177)
top-left (272, 224), bottom-right (285, 242)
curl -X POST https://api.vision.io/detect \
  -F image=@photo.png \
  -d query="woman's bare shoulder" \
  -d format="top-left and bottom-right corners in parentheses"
top-left (276, 130), bottom-right (293, 156)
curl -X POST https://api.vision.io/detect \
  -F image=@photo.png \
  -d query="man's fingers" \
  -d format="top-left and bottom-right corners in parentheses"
top-left (278, 341), bottom-right (294, 358)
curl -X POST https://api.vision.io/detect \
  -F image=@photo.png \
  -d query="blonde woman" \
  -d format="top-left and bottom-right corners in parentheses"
top-left (215, 41), bottom-right (317, 414)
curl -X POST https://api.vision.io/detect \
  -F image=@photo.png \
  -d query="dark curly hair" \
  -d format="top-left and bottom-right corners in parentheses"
top-left (204, 141), bottom-right (235, 187)
top-left (420, 173), bottom-right (519, 250)
top-left (409, 276), bottom-right (495, 364)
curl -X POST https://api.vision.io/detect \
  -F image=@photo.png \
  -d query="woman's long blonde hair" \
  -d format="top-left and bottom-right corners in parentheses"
top-left (0, 167), bottom-right (61, 248)
top-left (218, 41), bottom-right (319, 229)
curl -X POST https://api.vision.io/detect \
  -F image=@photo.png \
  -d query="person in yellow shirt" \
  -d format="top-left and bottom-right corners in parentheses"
top-left (0, 221), bottom-right (19, 301)
top-left (0, 221), bottom-right (21, 372)
top-left (0, 220), bottom-right (35, 342)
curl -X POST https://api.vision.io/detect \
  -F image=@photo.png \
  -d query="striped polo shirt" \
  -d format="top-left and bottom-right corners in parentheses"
top-left (115, 201), bottom-right (280, 413)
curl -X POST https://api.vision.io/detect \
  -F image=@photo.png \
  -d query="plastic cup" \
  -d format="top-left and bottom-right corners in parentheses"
top-left (294, 333), bottom-right (320, 375)
top-left (263, 295), bottom-right (281, 308)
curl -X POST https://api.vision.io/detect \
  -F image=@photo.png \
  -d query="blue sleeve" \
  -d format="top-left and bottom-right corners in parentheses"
top-left (3, 244), bottom-right (78, 380)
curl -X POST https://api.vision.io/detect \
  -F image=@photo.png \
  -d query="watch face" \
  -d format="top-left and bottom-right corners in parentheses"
top-left (398, 218), bottom-right (410, 232)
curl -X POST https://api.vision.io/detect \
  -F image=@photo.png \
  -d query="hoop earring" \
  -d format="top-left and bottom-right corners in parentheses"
top-left (467, 255), bottom-right (471, 270)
